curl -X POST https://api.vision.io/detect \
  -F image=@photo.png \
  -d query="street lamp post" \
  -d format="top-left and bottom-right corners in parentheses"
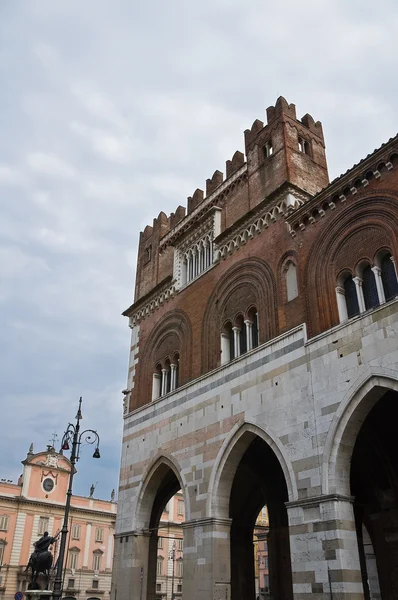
top-left (169, 543), bottom-right (176, 600)
top-left (52, 397), bottom-right (100, 600)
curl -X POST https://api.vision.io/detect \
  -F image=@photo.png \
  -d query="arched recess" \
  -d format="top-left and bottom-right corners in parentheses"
top-left (202, 258), bottom-right (278, 372)
top-left (304, 194), bottom-right (398, 337)
top-left (136, 309), bottom-right (192, 407)
top-left (134, 453), bottom-right (188, 531)
top-left (133, 454), bottom-right (188, 600)
top-left (208, 422), bottom-right (295, 600)
top-left (323, 369), bottom-right (398, 599)
top-left (208, 421), bottom-right (297, 517)
top-left (323, 370), bottom-right (398, 497)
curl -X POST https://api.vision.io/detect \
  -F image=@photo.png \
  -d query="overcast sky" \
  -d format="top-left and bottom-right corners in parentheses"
top-left (0, 1), bottom-right (397, 500)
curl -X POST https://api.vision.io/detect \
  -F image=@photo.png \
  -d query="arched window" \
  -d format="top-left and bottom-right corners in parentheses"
top-left (152, 364), bottom-right (162, 401)
top-left (247, 307), bottom-right (259, 349)
top-left (380, 253), bottom-right (398, 300)
top-left (221, 321), bottom-right (233, 365)
top-left (157, 556), bottom-right (164, 576)
top-left (285, 261), bottom-right (298, 301)
top-left (343, 274), bottom-right (360, 318)
top-left (171, 353), bottom-right (179, 391)
top-left (361, 265), bottom-right (379, 310)
top-left (164, 359), bottom-right (171, 395)
top-left (236, 315), bottom-right (246, 355)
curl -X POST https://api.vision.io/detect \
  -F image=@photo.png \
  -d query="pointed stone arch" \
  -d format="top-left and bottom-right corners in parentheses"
top-left (207, 420), bottom-right (297, 519)
top-left (322, 368), bottom-right (398, 496)
top-left (133, 453), bottom-right (188, 531)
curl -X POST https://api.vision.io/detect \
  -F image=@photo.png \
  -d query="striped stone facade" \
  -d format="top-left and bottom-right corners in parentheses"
top-left (112, 99), bottom-right (398, 599)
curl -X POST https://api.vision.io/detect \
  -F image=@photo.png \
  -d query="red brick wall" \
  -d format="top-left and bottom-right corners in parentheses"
top-left (126, 99), bottom-right (398, 411)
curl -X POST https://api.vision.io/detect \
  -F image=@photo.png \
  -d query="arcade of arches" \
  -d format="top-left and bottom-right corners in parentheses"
top-left (114, 379), bottom-right (398, 600)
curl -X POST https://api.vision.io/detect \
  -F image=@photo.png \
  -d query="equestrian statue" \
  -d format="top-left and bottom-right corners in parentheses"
top-left (25, 530), bottom-right (60, 589)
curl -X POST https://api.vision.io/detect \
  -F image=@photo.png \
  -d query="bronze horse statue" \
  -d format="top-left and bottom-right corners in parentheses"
top-left (25, 531), bottom-right (59, 589)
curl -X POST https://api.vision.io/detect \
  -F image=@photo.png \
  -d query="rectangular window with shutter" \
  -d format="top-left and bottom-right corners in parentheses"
top-left (38, 517), bottom-right (49, 535)
top-left (0, 544), bottom-right (5, 565)
top-left (71, 524), bottom-right (81, 540)
top-left (95, 527), bottom-right (104, 542)
top-left (0, 515), bottom-right (9, 531)
top-left (93, 553), bottom-right (102, 571)
top-left (176, 538), bottom-right (183, 551)
top-left (177, 500), bottom-right (184, 515)
top-left (68, 551), bottom-right (79, 570)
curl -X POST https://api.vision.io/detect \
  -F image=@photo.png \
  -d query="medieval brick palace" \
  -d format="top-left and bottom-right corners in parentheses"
top-left (111, 97), bottom-right (398, 600)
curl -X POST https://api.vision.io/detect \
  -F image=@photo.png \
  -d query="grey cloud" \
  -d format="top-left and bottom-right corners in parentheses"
top-left (0, 0), bottom-right (397, 498)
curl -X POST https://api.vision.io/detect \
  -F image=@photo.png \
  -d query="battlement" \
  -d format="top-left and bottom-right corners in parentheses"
top-left (138, 96), bottom-right (326, 249)
top-left (133, 97), bottom-right (329, 303)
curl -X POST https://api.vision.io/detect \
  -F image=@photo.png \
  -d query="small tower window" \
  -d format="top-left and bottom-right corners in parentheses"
top-left (263, 141), bottom-right (273, 158)
top-left (144, 245), bottom-right (152, 264)
top-left (298, 137), bottom-right (310, 155)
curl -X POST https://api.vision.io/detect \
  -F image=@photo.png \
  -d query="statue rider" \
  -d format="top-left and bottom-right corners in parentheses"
top-left (32, 531), bottom-right (59, 558)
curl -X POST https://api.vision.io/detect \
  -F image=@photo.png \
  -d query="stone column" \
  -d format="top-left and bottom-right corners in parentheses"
top-left (232, 327), bottom-right (241, 358)
top-left (192, 249), bottom-right (197, 278)
top-left (353, 277), bottom-right (366, 313)
top-left (111, 532), bottom-right (151, 600)
top-left (221, 333), bottom-right (231, 365)
top-left (198, 246), bottom-right (203, 274)
top-left (286, 495), bottom-right (365, 599)
top-left (181, 256), bottom-right (187, 286)
top-left (187, 255), bottom-right (192, 282)
top-left (335, 286), bottom-right (348, 322)
top-left (244, 320), bottom-right (253, 351)
top-left (170, 364), bottom-right (177, 391)
top-left (391, 255), bottom-right (398, 280)
top-left (182, 518), bottom-right (232, 600)
top-left (161, 369), bottom-right (168, 396)
top-left (204, 242), bottom-right (208, 270)
top-left (371, 266), bottom-right (386, 304)
top-left (152, 373), bottom-right (161, 401)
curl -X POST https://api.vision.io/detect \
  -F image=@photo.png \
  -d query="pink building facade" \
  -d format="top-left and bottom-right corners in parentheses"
top-left (0, 445), bottom-right (116, 600)
top-left (155, 493), bottom-right (184, 600)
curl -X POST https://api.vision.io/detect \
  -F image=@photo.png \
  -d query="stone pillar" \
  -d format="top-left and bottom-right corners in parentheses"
top-left (371, 266), bottom-right (386, 304)
top-left (335, 286), bottom-right (348, 322)
top-left (181, 256), bottom-right (187, 286)
top-left (192, 249), bottom-right (197, 278)
top-left (187, 254), bottom-right (192, 282)
top-left (161, 369), bottom-right (168, 396)
top-left (286, 495), bottom-right (365, 599)
top-left (111, 532), bottom-right (151, 600)
top-left (221, 333), bottom-right (230, 365)
top-left (353, 277), bottom-right (366, 313)
top-left (232, 327), bottom-right (241, 358)
top-left (182, 518), bottom-right (232, 600)
top-left (198, 246), bottom-right (203, 274)
top-left (391, 255), bottom-right (398, 280)
top-left (244, 320), bottom-right (253, 351)
top-left (170, 364), bottom-right (177, 391)
top-left (152, 373), bottom-right (161, 401)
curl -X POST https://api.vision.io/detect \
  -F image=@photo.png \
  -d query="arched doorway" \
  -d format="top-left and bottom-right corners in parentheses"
top-left (229, 436), bottom-right (293, 600)
top-left (350, 389), bottom-right (398, 599)
top-left (136, 460), bottom-right (186, 600)
top-left (211, 425), bottom-right (294, 600)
